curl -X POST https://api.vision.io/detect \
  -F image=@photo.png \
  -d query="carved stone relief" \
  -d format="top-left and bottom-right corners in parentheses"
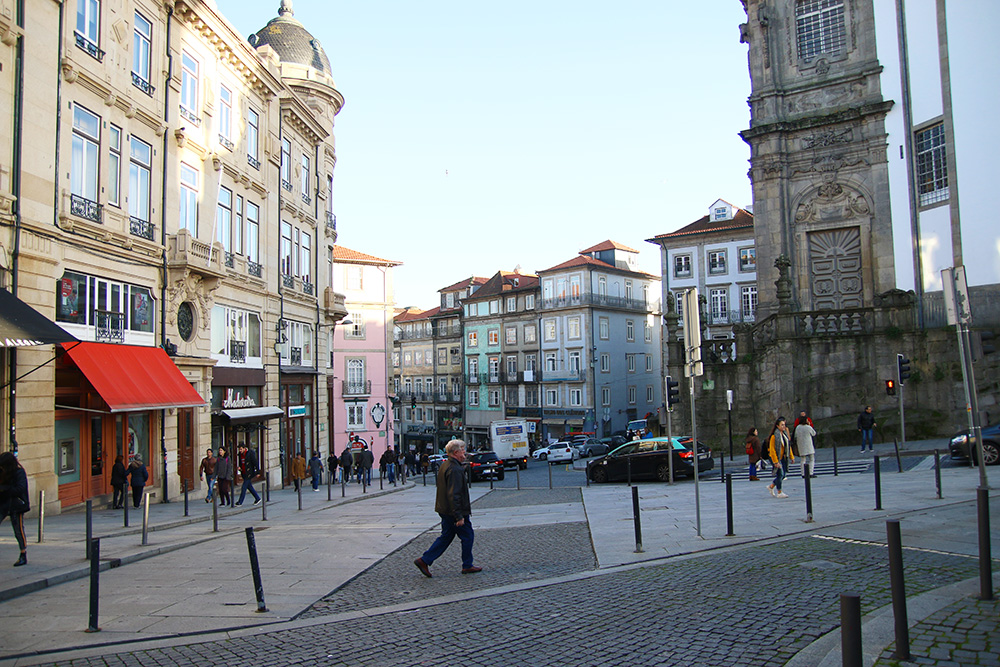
top-left (794, 179), bottom-right (871, 224)
top-left (166, 270), bottom-right (218, 329)
top-left (809, 228), bottom-right (863, 310)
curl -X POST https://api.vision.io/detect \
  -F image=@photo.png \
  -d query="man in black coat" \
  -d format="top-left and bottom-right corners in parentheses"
top-left (235, 445), bottom-right (261, 506)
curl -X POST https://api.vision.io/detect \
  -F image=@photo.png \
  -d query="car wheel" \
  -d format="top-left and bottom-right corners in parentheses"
top-left (976, 441), bottom-right (1000, 466)
top-left (591, 467), bottom-right (608, 483)
top-left (498, 470), bottom-right (505, 481)
top-left (539, 452), bottom-right (547, 461)
top-left (583, 448), bottom-right (592, 458)
top-left (656, 463), bottom-right (672, 483)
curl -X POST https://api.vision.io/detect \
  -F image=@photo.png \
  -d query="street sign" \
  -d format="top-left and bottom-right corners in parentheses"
top-left (942, 266), bottom-right (972, 326)
top-left (682, 288), bottom-right (703, 377)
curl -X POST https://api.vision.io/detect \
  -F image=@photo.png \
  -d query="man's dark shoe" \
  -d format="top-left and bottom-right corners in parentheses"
top-left (461, 566), bottom-right (483, 574)
top-left (414, 558), bottom-right (432, 578)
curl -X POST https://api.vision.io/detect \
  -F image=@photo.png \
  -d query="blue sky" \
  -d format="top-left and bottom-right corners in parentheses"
top-left (218, 1), bottom-right (754, 308)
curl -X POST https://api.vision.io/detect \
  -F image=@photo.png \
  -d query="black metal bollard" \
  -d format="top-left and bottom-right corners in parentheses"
top-left (261, 480), bottom-right (267, 522)
top-left (86, 538), bottom-right (101, 632)
top-left (37, 490), bottom-right (45, 543)
top-left (86, 500), bottom-right (93, 560)
top-left (123, 490), bottom-right (129, 528)
top-left (873, 455), bottom-right (882, 511)
top-left (516, 464), bottom-right (521, 490)
top-left (141, 492), bottom-right (150, 546)
top-left (893, 437), bottom-right (903, 473)
top-left (720, 450), bottom-right (725, 483)
top-left (297, 481), bottom-right (302, 511)
top-left (833, 442), bottom-right (839, 476)
top-left (380, 471), bottom-right (384, 491)
top-left (840, 592), bottom-right (862, 667)
top-left (804, 472), bottom-right (814, 523)
top-left (886, 520), bottom-right (910, 660)
top-left (328, 469), bottom-right (332, 501)
top-left (422, 470), bottom-right (427, 487)
top-left (725, 474), bottom-right (734, 536)
top-left (212, 490), bottom-right (219, 533)
top-left (978, 488), bottom-right (994, 601)
top-left (627, 456), bottom-right (632, 487)
top-left (342, 473), bottom-right (347, 497)
top-left (934, 450), bottom-right (942, 499)
top-left (183, 479), bottom-right (189, 517)
top-left (632, 486), bottom-right (643, 553)
top-left (265, 477), bottom-right (271, 502)
top-left (363, 469), bottom-right (368, 494)
top-left (245, 527), bottom-right (268, 613)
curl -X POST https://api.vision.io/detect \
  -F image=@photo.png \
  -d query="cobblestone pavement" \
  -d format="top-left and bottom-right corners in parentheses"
top-left (875, 596), bottom-right (1000, 666)
top-left (37, 528), bottom-right (982, 666)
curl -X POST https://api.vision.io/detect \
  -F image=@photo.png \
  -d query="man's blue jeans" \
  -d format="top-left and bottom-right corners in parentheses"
top-left (204, 474), bottom-right (216, 501)
top-left (421, 514), bottom-right (475, 569)
top-left (237, 477), bottom-right (260, 504)
top-left (387, 463), bottom-right (395, 484)
top-left (861, 429), bottom-right (874, 450)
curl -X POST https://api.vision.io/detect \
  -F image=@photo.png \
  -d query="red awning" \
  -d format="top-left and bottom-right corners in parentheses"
top-left (63, 342), bottom-right (205, 412)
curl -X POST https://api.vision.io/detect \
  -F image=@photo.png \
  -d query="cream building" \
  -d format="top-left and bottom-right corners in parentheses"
top-left (0, 0), bottom-right (346, 513)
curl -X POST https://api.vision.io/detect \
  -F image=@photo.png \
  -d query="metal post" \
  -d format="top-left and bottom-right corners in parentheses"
top-left (327, 467), bottom-right (332, 500)
top-left (380, 469), bottom-right (384, 490)
top-left (667, 409), bottom-right (674, 484)
top-left (245, 527), bottom-right (268, 613)
top-left (212, 488), bottom-right (218, 533)
top-left (720, 449), bottom-right (725, 483)
top-left (261, 479), bottom-right (267, 522)
top-left (515, 464), bottom-right (521, 490)
top-left (548, 460), bottom-right (553, 490)
top-left (297, 480), bottom-right (302, 510)
top-left (727, 398), bottom-right (733, 461)
top-left (725, 474), bottom-right (734, 536)
top-left (840, 592), bottom-right (862, 667)
top-left (265, 476), bottom-right (270, 502)
top-left (893, 437), bottom-right (902, 473)
top-left (833, 441), bottom-right (839, 476)
top-left (934, 450), bottom-right (942, 499)
top-left (343, 472), bottom-right (347, 496)
top-left (874, 455), bottom-right (883, 511)
top-left (183, 478), bottom-right (189, 517)
top-left (977, 488), bottom-right (994, 600)
top-left (690, 373), bottom-right (701, 537)
top-left (626, 455), bottom-right (631, 487)
top-left (422, 470), bottom-right (426, 487)
top-left (804, 471), bottom-right (814, 523)
top-left (886, 519), bottom-right (910, 660)
top-left (363, 467), bottom-right (368, 494)
top-left (36, 490), bottom-right (44, 543)
top-left (141, 492), bottom-right (150, 546)
top-left (631, 486), bottom-right (643, 553)
top-left (898, 380), bottom-right (906, 447)
top-left (86, 500), bottom-right (93, 560)
top-left (123, 488), bottom-right (129, 528)
top-left (86, 538), bottom-right (100, 633)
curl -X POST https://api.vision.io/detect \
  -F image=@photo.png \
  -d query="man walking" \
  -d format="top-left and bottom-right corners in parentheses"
top-left (361, 445), bottom-right (375, 486)
top-left (857, 406), bottom-right (876, 452)
top-left (235, 445), bottom-right (261, 506)
top-left (198, 447), bottom-right (216, 503)
top-left (414, 439), bottom-right (482, 577)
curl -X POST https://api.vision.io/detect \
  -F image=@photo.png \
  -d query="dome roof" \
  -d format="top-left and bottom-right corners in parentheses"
top-left (249, 0), bottom-right (332, 76)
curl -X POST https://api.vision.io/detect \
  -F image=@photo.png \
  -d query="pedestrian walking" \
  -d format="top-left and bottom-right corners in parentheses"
top-left (765, 417), bottom-right (793, 499)
top-left (327, 452), bottom-right (339, 485)
top-left (127, 454), bottom-right (149, 508)
top-left (291, 452), bottom-right (307, 492)
top-left (235, 445), bottom-right (261, 506)
top-left (858, 406), bottom-right (876, 452)
top-left (405, 450), bottom-right (417, 477)
top-left (215, 446), bottom-right (234, 506)
top-left (308, 451), bottom-right (323, 491)
top-left (744, 427), bottom-right (762, 481)
top-left (419, 452), bottom-right (430, 475)
top-left (0, 451), bottom-right (30, 567)
top-left (385, 448), bottom-right (398, 484)
top-left (794, 415), bottom-right (818, 479)
top-left (198, 448), bottom-right (217, 503)
top-left (361, 446), bottom-right (375, 486)
top-left (413, 439), bottom-right (482, 578)
top-left (340, 447), bottom-right (353, 484)
top-left (110, 454), bottom-right (128, 509)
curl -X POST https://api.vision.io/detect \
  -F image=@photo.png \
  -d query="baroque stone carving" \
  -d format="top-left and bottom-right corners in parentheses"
top-left (775, 254), bottom-right (793, 312)
top-left (802, 128), bottom-right (853, 149)
top-left (795, 180), bottom-right (871, 224)
top-left (809, 228), bottom-right (863, 310)
top-left (166, 271), bottom-right (218, 328)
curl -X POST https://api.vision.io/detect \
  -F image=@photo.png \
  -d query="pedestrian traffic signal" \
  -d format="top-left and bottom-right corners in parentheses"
top-left (666, 375), bottom-right (680, 408)
top-left (885, 379), bottom-right (896, 396)
top-left (896, 354), bottom-right (911, 385)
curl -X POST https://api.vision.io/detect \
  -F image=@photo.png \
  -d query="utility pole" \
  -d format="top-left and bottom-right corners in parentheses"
top-left (683, 289), bottom-right (704, 536)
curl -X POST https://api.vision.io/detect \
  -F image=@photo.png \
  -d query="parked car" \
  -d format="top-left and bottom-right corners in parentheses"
top-left (599, 435), bottom-right (628, 450)
top-left (532, 445), bottom-right (553, 461)
top-left (467, 451), bottom-right (505, 481)
top-left (427, 454), bottom-right (445, 472)
top-left (586, 436), bottom-right (714, 483)
top-left (576, 439), bottom-right (609, 458)
top-left (546, 441), bottom-right (578, 463)
top-left (949, 423), bottom-right (1000, 466)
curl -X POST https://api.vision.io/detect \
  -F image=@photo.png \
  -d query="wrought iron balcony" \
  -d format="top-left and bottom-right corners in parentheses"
top-left (179, 106), bottom-right (200, 126)
top-left (281, 179), bottom-right (292, 192)
top-left (94, 310), bottom-right (124, 343)
top-left (247, 260), bottom-right (262, 278)
top-left (290, 346), bottom-right (302, 366)
top-left (70, 194), bottom-right (102, 223)
top-left (539, 292), bottom-right (658, 313)
top-left (129, 216), bottom-right (155, 241)
top-left (229, 340), bottom-right (246, 363)
top-left (325, 211), bottom-right (336, 231)
top-left (224, 252), bottom-right (235, 268)
top-left (74, 32), bottom-right (104, 61)
top-left (219, 135), bottom-right (234, 152)
top-left (131, 73), bottom-right (155, 97)
top-left (342, 379), bottom-right (372, 396)
top-left (282, 274), bottom-right (295, 289)
top-left (302, 281), bottom-right (314, 296)
top-left (247, 155), bottom-right (261, 170)
top-left (301, 192), bottom-right (311, 205)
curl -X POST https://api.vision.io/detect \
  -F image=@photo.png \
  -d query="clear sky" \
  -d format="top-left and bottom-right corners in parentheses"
top-left (218, 0), bottom-right (754, 308)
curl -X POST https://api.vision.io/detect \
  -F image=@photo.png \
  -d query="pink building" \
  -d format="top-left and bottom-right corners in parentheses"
top-left (328, 246), bottom-right (400, 462)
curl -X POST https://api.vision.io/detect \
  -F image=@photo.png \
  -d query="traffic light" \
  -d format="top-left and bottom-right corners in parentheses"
top-left (666, 375), bottom-right (680, 408)
top-left (896, 354), bottom-right (911, 385)
top-left (885, 379), bottom-right (896, 396)
top-left (972, 330), bottom-right (996, 360)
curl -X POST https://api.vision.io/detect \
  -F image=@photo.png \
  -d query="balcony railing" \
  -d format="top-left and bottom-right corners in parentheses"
top-left (179, 106), bottom-right (200, 126)
top-left (539, 292), bottom-right (659, 313)
top-left (219, 135), bottom-right (234, 152)
top-left (281, 179), bottom-right (292, 192)
top-left (301, 192), bottom-right (311, 205)
top-left (302, 281), bottom-right (314, 296)
top-left (229, 340), bottom-right (246, 364)
top-left (247, 154), bottom-right (261, 170)
top-left (247, 260), bottom-right (262, 278)
top-left (70, 194), bottom-right (102, 223)
top-left (131, 73), bottom-right (154, 97)
top-left (282, 274), bottom-right (295, 289)
top-left (539, 369), bottom-right (584, 382)
top-left (290, 347), bottom-right (302, 366)
top-left (94, 310), bottom-right (124, 343)
top-left (74, 32), bottom-right (104, 61)
top-left (224, 252), bottom-right (235, 268)
top-left (325, 211), bottom-right (336, 231)
top-left (706, 309), bottom-right (757, 326)
top-left (502, 370), bottom-right (539, 384)
top-left (129, 216), bottom-right (154, 241)
top-left (342, 379), bottom-right (372, 396)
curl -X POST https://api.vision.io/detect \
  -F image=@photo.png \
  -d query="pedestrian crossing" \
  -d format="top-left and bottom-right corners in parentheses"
top-left (709, 458), bottom-right (873, 481)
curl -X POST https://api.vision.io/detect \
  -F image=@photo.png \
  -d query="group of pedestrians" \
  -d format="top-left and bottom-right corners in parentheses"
top-left (744, 406), bottom-right (873, 500)
top-left (291, 451), bottom-right (325, 492)
top-left (194, 445), bottom-right (261, 507)
top-left (110, 454), bottom-right (149, 509)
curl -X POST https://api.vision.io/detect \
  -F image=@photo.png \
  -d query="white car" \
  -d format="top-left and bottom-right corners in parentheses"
top-left (546, 442), bottom-right (578, 463)
top-left (532, 446), bottom-right (553, 461)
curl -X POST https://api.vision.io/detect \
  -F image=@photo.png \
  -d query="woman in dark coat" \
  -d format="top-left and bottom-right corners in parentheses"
top-left (0, 451), bottom-right (30, 566)
top-left (110, 455), bottom-right (128, 509)
top-left (745, 427), bottom-right (762, 481)
top-left (308, 451), bottom-right (323, 491)
top-left (215, 446), bottom-right (234, 506)
top-left (128, 455), bottom-right (149, 508)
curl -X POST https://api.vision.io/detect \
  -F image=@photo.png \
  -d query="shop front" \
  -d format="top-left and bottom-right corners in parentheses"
top-left (279, 375), bottom-right (315, 486)
top-left (54, 342), bottom-right (205, 507)
top-left (210, 367), bottom-right (280, 493)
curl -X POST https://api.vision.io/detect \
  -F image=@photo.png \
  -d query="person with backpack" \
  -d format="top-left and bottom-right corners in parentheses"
top-left (766, 417), bottom-right (793, 499)
top-left (308, 451), bottom-right (324, 491)
top-left (327, 451), bottom-right (339, 485)
top-left (340, 447), bottom-right (353, 484)
top-left (128, 455), bottom-right (149, 508)
top-left (0, 451), bottom-right (29, 566)
top-left (744, 427), bottom-right (762, 481)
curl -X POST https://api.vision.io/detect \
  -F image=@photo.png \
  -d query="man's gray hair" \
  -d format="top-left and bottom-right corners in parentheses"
top-left (444, 439), bottom-right (466, 455)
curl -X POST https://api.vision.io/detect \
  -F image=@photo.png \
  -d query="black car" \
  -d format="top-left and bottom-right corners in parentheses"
top-left (949, 423), bottom-right (1000, 466)
top-left (587, 437), bottom-right (714, 483)
top-left (467, 452), bottom-right (505, 481)
top-left (577, 439), bottom-right (610, 458)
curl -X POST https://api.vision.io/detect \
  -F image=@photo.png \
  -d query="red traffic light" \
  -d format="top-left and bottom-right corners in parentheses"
top-left (885, 379), bottom-right (896, 396)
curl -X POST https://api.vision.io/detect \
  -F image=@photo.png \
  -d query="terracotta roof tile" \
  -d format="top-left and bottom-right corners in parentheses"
top-left (646, 208), bottom-right (754, 243)
top-left (331, 245), bottom-right (401, 266)
top-left (579, 240), bottom-right (640, 254)
top-left (438, 276), bottom-right (490, 293)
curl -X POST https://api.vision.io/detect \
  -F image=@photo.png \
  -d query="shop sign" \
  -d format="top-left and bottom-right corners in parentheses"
top-left (288, 405), bottom-right (307, 417)
top-left (223, 388), bottom-right (257, 409)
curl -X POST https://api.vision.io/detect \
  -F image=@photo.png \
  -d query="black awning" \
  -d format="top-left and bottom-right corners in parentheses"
top-left (0, 288), bottom-right (77, 347)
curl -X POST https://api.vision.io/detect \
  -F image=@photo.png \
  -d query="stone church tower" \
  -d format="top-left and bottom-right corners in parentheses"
top-left (739, 0), bottom-right (896, 318)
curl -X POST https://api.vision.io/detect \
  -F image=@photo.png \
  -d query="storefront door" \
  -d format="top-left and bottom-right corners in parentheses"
top-left (177, 408), bottom-right (195, 492)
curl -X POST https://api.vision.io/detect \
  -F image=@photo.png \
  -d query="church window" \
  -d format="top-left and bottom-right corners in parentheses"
top-left (916, 122), bottom-right (949, 206)
top-left (795, 0), bottom-right (846, 61)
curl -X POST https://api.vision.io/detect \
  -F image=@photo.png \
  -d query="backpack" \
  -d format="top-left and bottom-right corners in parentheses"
top-left (745, 439), bottom-right (754, 455)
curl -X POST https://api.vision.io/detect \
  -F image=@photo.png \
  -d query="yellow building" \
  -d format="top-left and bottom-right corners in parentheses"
top-left (0, 0), bottom-right (346, 513)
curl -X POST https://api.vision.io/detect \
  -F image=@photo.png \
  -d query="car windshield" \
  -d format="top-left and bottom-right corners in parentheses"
top-left (470, 453), bottom-right (499, 463)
